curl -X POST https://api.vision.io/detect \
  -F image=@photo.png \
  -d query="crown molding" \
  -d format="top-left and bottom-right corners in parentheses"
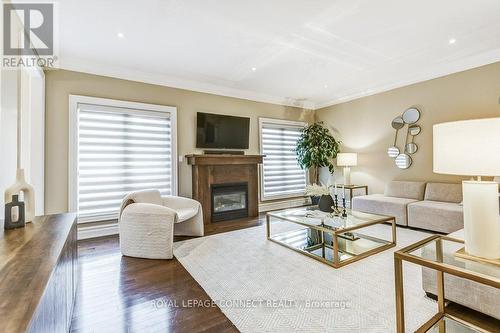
top-left (57, 57), bottom-right (316, 110)
top-left (57, 51), bottom-right (500, 112)
top-left (314, 50), bottom-right (500, 110)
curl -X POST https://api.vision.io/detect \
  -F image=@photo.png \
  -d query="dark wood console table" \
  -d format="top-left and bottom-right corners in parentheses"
top-left (0, 213), bottom-right (78, 332)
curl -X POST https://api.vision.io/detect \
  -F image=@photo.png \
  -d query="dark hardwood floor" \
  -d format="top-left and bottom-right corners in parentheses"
top-left (71, 216), bottom-right (264, 333)
top-left (72, 214), bottom-right (497, 333)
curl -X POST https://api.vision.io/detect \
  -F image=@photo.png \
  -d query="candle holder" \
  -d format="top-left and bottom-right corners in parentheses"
top-left (342, 198), bottom-right (347, 218)
top-left (334, 194), bottom-right (339, 209)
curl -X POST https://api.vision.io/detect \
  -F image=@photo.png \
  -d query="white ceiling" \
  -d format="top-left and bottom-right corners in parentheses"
top-left (58, 0), bottom-right (500, 109)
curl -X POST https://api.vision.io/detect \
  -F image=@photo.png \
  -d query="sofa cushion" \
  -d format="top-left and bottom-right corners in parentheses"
top-left (407, 200), bottom-right (463, 233)
top-left (351, 194), bottom-right (418, 226)
top-left (424, 182), bottom-right (462, 203)
top-left (384, 181), bottom-right (426, 200)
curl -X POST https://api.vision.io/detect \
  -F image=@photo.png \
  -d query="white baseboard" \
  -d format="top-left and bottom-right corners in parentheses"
top-left (259, 197), bottom-right (311, 213)
top-left (78, 222), bottom-right (119, 240)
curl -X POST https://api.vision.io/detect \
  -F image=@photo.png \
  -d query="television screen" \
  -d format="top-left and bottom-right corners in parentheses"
top-left (196, 112), bottom-right (250, 149)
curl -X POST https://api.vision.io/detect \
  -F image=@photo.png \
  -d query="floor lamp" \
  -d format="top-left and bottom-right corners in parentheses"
top-left (433, 118), bottom-right (500, 259)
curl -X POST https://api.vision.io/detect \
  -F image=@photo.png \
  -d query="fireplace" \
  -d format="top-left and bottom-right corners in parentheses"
top-left (211, 183), bottom-right (248, 222)
top-left (187, 154), bottom-right (263, 229)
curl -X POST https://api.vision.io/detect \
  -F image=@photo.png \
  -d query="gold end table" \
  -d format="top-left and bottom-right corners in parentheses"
top-left (334, 184), bottom-right (368, 206)
top-left (394, 235), bottom-right (500, 332)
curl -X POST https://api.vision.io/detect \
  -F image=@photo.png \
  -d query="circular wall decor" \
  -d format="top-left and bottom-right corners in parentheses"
top-left (387, 146), bottom-right (400, 158)
top-left (402, 107), bottom-right (420, 124)
top-left (405, 142), bottom-right (418, 154)
top-left (408, 125), bottom-right (421, 136)
top-left (392, 116), bottom-right (405, 129)
top-left (395, 153), bottom-right (412, 169)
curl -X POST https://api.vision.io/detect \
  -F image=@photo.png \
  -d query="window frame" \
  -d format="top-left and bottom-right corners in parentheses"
top-left (68, 95), bottom-right (178, 223)
top-left (258, 117), bottom-right (308, 202)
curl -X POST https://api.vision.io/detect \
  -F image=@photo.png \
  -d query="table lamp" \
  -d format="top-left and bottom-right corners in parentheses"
top-left (337, 153), bottom-right (357, 186)
top-left (433, 118), bottom-right (500, 259)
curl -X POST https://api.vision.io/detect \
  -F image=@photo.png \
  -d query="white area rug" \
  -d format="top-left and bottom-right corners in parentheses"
top-left (173, 224), bottom-right (437, 332)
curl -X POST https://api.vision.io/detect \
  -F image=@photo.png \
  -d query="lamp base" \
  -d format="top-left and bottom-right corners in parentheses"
top-left (343, 167), bottom-right (352, 186)
top-left (462, 181), bottom-right (500, 260)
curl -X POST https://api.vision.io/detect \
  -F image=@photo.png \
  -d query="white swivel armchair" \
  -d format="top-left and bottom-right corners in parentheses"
top-left (118, 189), bottom-right (204, 259)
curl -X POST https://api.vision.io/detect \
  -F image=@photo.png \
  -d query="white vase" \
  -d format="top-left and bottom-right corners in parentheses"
top-left (4, 169), bottom-right (35, 223)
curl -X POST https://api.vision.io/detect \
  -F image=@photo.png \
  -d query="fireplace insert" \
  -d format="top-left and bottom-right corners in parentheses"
top-left (211, 183), bottom-right (248, 222)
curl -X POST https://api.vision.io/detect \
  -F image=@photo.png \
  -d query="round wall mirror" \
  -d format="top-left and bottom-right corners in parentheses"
top-left (387, 146), bottom-right (399, 158)
top-left (402, 107), bottom-right (420, 124)
top-left (408, 125), bottom-right (421, 136)
top-left (391, 116), bottom-right (405, 129)
top-left (405, 142), bottom-right (418, 154)
top-left (395, 153), bottom-right (412, 169)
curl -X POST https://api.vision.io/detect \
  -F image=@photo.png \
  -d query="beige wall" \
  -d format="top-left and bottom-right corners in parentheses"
top-left (45, 63), bottom-right (500, 213)
top-left (44, 69), bottom-right (313, 214)
top-left (316, 62), bottom-right (500, 194)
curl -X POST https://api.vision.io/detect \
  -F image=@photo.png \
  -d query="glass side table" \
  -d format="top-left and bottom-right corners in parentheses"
top-left (334, 184), bottom-right (368, 197)
top-left (334, 184), bottom-right (368, 207)
top-left (394, 235), bottom-right (500, 332)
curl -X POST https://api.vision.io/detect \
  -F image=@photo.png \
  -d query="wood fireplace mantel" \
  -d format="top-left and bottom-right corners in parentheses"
top-left (186, 154), bottom-right (264, 228)
top-left (186, 154), bottom-right (264, 166)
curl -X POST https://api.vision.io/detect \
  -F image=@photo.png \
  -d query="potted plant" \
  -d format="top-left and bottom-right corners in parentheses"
top-left (295, 122), bottom-right (341, 206)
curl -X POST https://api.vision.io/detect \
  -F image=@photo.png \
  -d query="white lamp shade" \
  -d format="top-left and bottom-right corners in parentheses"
top-left (433, 118), bottom-right (500, 176)
top-left (337, 153), bottom-right (358, 167)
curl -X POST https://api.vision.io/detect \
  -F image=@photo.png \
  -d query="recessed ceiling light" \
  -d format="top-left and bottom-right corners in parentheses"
top-left (251, 67), bottom-right (257, 72)
top-left (324, 84), bottom-right (328, 88)
top-left (117, 32), bottom-right (125, 39)
top-left (449, 38), bottom-right (456, 44)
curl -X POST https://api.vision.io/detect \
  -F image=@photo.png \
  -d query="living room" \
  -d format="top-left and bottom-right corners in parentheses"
top-left (0, 1), bottom-right (499, 332)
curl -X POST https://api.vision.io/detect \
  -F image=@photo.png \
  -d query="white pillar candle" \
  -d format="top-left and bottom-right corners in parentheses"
top-left (334, 182), bottom-right (337, 195)
top-left (462, 181), bottom-right (500, 259)
top-left (342, 185), bottom-right (345, 199)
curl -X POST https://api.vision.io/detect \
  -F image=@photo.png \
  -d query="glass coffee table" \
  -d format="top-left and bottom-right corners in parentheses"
top-left (266, 206), bottom-right (396, 268)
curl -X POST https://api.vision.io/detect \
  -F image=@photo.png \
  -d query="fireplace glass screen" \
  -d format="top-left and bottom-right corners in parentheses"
top-left (211, 183), bottom-right (248, 221)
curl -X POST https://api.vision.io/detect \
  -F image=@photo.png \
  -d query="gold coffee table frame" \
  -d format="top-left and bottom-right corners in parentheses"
top-left (266, 208), bottom-right (396, 268)
top-left (394, 235), bottom-right (500, 333)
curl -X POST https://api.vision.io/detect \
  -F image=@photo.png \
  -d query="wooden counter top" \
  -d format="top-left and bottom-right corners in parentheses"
top-left (0, 213), bottom-right (77, 332)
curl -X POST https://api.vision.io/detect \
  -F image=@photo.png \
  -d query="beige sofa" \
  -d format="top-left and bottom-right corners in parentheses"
top-left (407, 183), bottom-right (463, 233)
top-left (352, 181), bottom-right (463, 233)
top-left (351, 181), bottom-right (426, 226)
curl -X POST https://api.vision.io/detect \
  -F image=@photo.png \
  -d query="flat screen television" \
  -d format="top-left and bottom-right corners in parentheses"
top-left (196, 112), bottom-right (250, 149)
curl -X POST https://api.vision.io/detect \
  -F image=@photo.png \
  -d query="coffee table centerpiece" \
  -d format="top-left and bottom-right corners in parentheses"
top-left (266, 206), bottom-right (396, 268)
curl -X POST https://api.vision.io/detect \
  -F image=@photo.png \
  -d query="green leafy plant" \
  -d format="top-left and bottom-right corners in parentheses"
top-left (295, 122), bottom-right (341, 184)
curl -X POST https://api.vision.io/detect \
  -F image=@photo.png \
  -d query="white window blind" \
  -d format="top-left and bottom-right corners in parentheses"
top-left (75, 102), bottom-right (175, 223)
top-left (260, 119), bottom-right (307, 200)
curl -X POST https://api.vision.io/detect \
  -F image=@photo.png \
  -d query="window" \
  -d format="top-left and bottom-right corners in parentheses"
top-left (259, 118), bottom-right (307, 200)
top-left (69, 96), bottom-right (177, 223)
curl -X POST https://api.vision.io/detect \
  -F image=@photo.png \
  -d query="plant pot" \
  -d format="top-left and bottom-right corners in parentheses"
top-left (318, 194), bottom-right (334, 213)
top-left (310, 196), bottom-right (320, 206)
